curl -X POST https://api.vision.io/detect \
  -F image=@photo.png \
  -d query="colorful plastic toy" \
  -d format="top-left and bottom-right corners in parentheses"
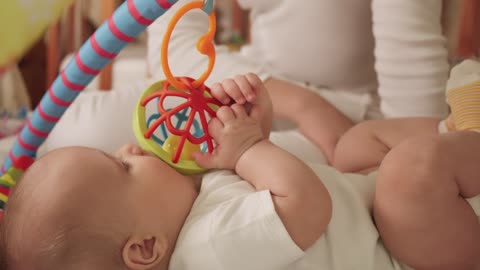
top-left (0, 0), bottom-right (215, 214)
top-left (133, 1), bottom-right (219, 175)
top-left (133, 78), bottom-right (221, 175)
top-left (0, 156), bottom-right (34, 218)
top-left (0, 0), bottom-right (76, 71)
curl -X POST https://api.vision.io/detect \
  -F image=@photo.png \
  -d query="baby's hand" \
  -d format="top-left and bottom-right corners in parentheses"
top-left (193, 104), bottom-right (264, 170)
top-left (211, 74), bottom-right (257, 105)
top-left (211, 73), bottom-right (273, 138)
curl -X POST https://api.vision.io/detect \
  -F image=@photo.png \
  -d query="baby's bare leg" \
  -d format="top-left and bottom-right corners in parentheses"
top-left (333, 118), bottom-right (440, 173)
top-left (375, 132), bottom-right (480, 270)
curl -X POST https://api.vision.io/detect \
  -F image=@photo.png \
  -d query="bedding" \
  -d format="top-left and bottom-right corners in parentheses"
top-left (0, 75), bottom-right (479, 270)
top-left (0, 81), bottom-right (326, 165)
top-left (10, 78), bottom-right (323, 163)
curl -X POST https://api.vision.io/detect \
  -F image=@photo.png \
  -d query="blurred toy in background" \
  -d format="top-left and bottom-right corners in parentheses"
top-left (0, 66), bottom-right (31, 139)
top-left (0, 0), bottom-right (76, 72)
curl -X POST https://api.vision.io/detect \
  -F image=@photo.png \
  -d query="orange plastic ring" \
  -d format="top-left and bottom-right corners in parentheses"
top-left (161, 1), bottom-right (216, 90)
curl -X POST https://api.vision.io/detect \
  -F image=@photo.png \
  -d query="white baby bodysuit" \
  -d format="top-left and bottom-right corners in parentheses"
top-left (169, 167), bottom-right (411, 270)
top-left (168, 128), bottom-right (480, 270)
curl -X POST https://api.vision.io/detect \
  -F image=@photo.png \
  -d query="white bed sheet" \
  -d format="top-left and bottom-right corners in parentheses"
top-left (0, 128), bottom-right (326, 167)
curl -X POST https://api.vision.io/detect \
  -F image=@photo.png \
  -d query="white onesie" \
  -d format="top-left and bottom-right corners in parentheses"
top-left (169, 167), bottom-right (406, 270)
top-left (168, 128), bottom-right (480, 270)
top-left (169, 164), bottom-right (480, 270)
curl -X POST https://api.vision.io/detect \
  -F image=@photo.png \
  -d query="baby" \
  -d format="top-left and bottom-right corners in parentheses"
top-left (0, 73), bottom-right (331, 270)
top-left (0, 67), bottom-right (479, 270)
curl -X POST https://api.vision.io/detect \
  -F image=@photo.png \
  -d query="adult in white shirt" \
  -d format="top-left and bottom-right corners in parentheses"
top-left (147, 0), bottom-right (453, 162)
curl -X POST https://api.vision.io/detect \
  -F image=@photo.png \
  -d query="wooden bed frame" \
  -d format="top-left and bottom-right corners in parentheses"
top-left (46, 0), bottom-right (116, 91)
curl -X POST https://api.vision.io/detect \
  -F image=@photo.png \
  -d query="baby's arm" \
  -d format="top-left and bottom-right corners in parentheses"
top-left (235, 139), bottom-right (332, 250)
top-left (264, 78), bottom-right (353, 163)
top-left (196, 74), bottom-right (332, 251)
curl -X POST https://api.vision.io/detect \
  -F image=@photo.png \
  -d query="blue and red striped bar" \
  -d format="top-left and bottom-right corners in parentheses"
top-left (1, 0), bottom-right (180, 173)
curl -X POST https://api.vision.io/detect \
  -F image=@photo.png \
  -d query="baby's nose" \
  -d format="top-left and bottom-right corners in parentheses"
top-left (119, 144), bottom-right (157, 158)
top-left (128, 144), bottom-right (144, 156)
top-left (115, 144), bottom-right (143, 157)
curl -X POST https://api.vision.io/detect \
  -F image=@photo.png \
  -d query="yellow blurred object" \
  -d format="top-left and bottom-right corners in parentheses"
top-left (162, 135), bottom-right (201, 161)
top-left (0, 0), bottom-right (75, 70)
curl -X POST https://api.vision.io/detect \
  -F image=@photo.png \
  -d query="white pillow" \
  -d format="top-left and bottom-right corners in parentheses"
top-left (39, 82), bottom-right (150, 156)
top-left (36, 81), bottom-right (327, 165)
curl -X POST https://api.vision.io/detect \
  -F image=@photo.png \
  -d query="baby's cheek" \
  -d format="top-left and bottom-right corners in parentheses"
top-left (135, 157), bottom-right (171, 178)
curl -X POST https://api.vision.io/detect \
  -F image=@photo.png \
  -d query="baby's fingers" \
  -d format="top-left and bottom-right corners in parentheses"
top-left (216, 106), bottom-right (236, 124)
top-left (211, 82), bottom-right (231, 104)
top-left (193, 152), bottom-right (218, 169)
top-left (222, 79), bottom-right (247, 104)
top-left (245, 73), bottom-right (265, 103)
top-left (234, 75), bottom-right (256, 102)
top-left (245, 73), bottom-right (263, 90)
top-left (208, 118), bottom-right (224, 140)
top-left (231, 103), bottom-right (248, 119)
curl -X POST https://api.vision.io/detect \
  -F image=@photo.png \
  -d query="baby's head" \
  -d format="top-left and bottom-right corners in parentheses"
top-left (0, 144), bottom-right (198, 269)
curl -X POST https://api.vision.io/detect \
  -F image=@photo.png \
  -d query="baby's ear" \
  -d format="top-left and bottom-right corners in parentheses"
top-left (122, 234), bottom-right (168, 270)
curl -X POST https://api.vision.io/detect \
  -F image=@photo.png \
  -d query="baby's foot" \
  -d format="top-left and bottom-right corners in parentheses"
top-left (442, 60), bottom-right (480, 132)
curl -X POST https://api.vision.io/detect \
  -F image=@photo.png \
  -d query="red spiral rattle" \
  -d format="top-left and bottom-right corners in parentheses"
top-left (133, 1), bottom-right (219, 174)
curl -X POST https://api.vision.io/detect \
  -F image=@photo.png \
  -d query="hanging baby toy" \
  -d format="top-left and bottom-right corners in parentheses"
top-left (133, 1), bottom-right (220, 175)
top-left (0, 0), bottom-right (216, 217)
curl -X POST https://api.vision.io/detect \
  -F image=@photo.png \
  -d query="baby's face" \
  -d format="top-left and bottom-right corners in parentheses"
top-left (6, 144), bottom-right (198, 268)
top-left (41, 145), bottom-right (198, 222)
top-left (111, 143), bottom-right (199, 225)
